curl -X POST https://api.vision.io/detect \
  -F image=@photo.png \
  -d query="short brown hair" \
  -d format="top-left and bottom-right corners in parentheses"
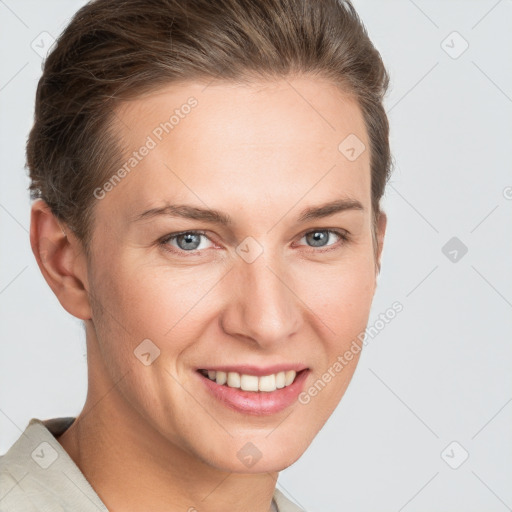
top-left (26, 0), bottom-right (392, 259)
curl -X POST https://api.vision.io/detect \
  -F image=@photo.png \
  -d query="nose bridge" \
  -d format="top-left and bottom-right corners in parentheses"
top-left (224, 248), bottom-right (301, 345)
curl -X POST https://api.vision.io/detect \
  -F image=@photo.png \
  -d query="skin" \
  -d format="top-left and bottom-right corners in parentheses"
top-left (31, 76), bottom-right (387, 512)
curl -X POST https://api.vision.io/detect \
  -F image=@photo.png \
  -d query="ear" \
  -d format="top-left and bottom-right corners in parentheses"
top-left (30, 199), bottom-right (92, 320)
top-left (374, 210), bottom-right (387, 277)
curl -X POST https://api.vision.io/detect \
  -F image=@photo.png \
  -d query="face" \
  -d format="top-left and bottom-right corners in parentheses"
top-left (83, 76), bottom-right (385, 472)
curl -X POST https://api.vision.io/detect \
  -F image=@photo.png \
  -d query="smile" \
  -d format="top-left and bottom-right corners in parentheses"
top-left (198, 369), bottom-right (299, 392)
top-left (196, 368), bottom-right (310, 415)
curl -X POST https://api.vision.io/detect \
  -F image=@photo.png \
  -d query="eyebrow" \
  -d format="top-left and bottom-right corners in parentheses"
top-left (133, 197), bottom-right (365, 226)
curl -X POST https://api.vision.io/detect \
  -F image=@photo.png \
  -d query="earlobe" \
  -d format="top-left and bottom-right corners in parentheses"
top-left (30, 199), bottom-right (92, 320)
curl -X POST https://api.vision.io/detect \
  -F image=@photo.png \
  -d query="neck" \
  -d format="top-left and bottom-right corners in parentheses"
top-left (57, 336), bottom-right (278, 512)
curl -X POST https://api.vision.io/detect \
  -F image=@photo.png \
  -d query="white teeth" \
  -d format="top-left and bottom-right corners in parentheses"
top-left (259, 374), bottom-right (276, 392)
top-left (202, 369), bottom-right (299, 392)
top-left (285, 370), bottom-right (296, 386)
top-left (240, 374), bottom-right (259, 391)
top-left (227, 372), bottom-right (241, 388)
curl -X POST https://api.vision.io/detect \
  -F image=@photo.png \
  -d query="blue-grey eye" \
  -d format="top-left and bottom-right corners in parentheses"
top-left (176, 232), bottom-right (203, 251)
top-left (305, 230), bottom-right (332, 247)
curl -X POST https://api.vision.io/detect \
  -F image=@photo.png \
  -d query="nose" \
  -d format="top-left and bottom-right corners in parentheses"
top-left (219, 252), bottom-right (302, 349)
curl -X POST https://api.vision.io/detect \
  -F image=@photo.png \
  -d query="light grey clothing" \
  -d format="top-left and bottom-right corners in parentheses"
top-left (0, 417), bottom-right (305, 512)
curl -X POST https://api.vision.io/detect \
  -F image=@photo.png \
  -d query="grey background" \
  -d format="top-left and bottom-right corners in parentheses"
top-left (1, 1), bottom-right (511, 511)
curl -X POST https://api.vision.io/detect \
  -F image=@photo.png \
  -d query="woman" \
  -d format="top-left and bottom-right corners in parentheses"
top-left (0, 0), bottom-right (391, 510)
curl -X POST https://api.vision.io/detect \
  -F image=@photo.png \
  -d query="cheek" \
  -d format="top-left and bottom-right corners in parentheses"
top-left (304, 257), bottom-right (376, 337)
top-left (297, 264), bottom-right (375, 420)
top-left (92, 259), bottom-right (218, 362)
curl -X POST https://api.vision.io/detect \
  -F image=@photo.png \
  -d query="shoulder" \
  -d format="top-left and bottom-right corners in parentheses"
top-left (273, 486), bottom-right (309, 512)
top-left (0, 417), bottom-right (107, 512)
top-left (0, 451), bottom-right (64, 512)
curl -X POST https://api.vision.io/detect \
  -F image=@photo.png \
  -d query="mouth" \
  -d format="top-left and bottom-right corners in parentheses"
top-left (197, 368), bottom-right (307, 392)
top-left (195, 367), bottom-right (310, 415)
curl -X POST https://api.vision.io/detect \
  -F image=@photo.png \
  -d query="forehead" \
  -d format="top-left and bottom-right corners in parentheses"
top-left (100, 77), bottom-right (371, 224)
top-left (118, 76), bottom-right (367, 146)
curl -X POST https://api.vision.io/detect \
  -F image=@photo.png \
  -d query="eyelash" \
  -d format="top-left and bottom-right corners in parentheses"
top-left (158, 228), bottom-right (350, 257)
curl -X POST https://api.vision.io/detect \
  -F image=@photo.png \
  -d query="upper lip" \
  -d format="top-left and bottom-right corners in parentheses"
top-left (197, 364), bottom-right (308, 376)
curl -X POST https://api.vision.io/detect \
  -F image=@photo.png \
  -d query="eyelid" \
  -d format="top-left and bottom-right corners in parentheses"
top-left (159, 228), bottom-right (350, 256)
top-left (159, 230), bottom-right (215, 253)
top-left (295, 226), bottom-right (349, 242)
top-left (294, 228), bottom-right (350, 252)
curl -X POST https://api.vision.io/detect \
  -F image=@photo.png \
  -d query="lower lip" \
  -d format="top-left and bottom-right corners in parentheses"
top-left (196, 369), bottom-right (310, 416)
